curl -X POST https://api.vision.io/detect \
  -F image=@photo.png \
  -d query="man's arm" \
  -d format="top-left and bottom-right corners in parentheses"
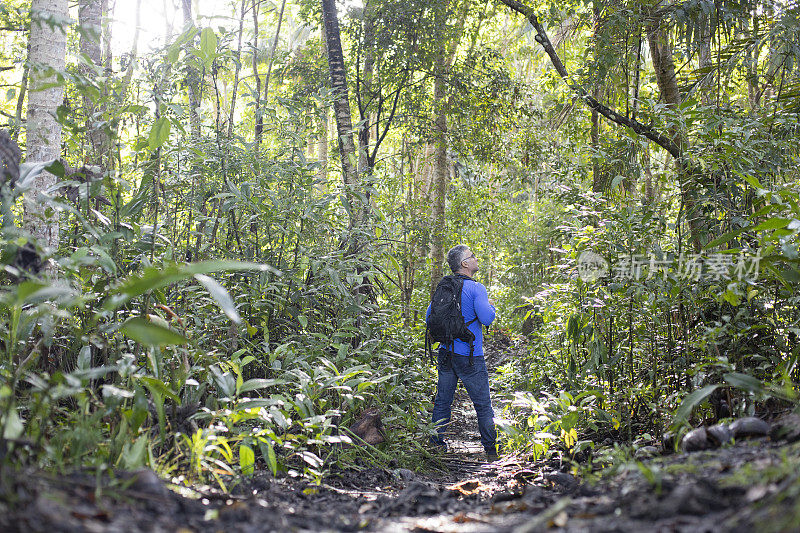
top-left (474, 283), bottom-right (495, 325)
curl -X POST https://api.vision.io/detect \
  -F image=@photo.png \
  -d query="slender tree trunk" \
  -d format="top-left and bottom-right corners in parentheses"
top-left (316, 14), bottom-right (329, 188)
top-left (263, 0), bottom-right (287, 109)
top-left (428, 0), bottom-right (466, 297)
top-left (697, 12), bottom-right (714, 106)
top-left (429, 48), bottom-right (448, 298)
top-left (357, 0), bottom-right (375, 177)
top-left (79, 0), bottom-right (107, 168)
top-left (182, 0), bottom-right (201, 140)
top-left (321, 0), bottom-right (360, 231)
top-left (317, 110), bottom-right (329, 189)
top-left (646, 18), bottom-right (703, 253)
top-left (227, 0), bottom-right (247, 138)
top-left (590, 0), bottom-right (602, 193)
top-left (252, 0), bottom-right (263, 143)
top-left (746, 10), bottom-right (762, 110)
top-left (24, 0), bottom-right (69, 251)
top-left (13, 43), bottom-right (30, 144)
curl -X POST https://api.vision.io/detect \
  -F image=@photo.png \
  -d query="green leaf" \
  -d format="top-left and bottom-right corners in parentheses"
top-left (740, 173), bottom-right (763, 190)
top-left (200, 27), bottom-right (218, 66)
top-left (753, 218), bottom-right (790, 231)
top-left (239, 444), bottom-right (255, 476)
top-left (778, 269), bottom-right (800, 284)
top-left (194, 274), bottom-right (240, 323)
top-left (723, 372), bottom-right (765, 393)
top-left (121, 436), bottom-right (148, 469)
top-left (704, 227), bottom-right (748, 249)
top-left (16, 281), bottom-right (46, 303)
top-left (2, 408), bottom-right (23, 439)
top-left (17, 160), bottom-right (55, 191)
top-left (259, 439), bottom-right (278, 476)
top-left (121, 317), bottom-right (189, 347)
top-left (138, 375), bottom-right (180, 402)
top-left (239, 378), bottom-right (286, 394)
top-left (148, 117), bottom-right (171, 150)
top-left (104, 260), bottom-right (279, 311)
top-left (672, 384), bottom-right (719, 427)
top-left (722, 290), bottom-right (741, 307)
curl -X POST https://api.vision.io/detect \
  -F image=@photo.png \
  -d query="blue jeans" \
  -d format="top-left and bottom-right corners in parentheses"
top-left (430, 350), bottom-right (497, 453)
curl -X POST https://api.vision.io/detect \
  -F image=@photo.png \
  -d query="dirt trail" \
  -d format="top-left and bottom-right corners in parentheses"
top-left (4, 344), bottom-right (800, 532)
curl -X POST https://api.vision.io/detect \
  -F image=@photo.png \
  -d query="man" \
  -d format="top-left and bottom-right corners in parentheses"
top-left (427, 244), bottom-right (498, 461)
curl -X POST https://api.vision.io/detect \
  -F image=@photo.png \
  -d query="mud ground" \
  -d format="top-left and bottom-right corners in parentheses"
top-left (3, 344), bottom-right (800, 532)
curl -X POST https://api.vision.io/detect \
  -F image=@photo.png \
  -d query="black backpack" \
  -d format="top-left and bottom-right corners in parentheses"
top-left (425, 274), bottom-right (479, 364)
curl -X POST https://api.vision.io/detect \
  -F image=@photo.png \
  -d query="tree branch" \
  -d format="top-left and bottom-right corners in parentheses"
top-left (497, 0), bottom-right (682, 160)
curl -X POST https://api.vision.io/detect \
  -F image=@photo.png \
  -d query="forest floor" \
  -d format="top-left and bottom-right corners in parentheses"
top-left (4, 343), bottom-right (800, 532)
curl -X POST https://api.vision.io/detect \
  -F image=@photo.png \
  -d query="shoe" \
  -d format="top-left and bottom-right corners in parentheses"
top-left (430, 440), bottom-right (448, 453)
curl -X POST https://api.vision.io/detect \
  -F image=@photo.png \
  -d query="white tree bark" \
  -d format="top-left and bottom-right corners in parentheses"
top-left (79, 0), bottom-right (106, 166)
top-left (25, 0), bottom-right (69, 250)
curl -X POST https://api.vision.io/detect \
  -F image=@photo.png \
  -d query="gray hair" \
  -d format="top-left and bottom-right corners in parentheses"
top-left (447, 244), bottom-right (469, 273)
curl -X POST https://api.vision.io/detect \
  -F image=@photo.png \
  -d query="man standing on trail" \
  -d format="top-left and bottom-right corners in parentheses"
top-left (427, 244), bottom-right (498, 461)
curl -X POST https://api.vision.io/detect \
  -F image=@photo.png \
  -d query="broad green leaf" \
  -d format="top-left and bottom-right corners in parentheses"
top-left (388, 254), bottom-right (402, 276)
top-left (148, 117), bottom-right (171, 150)
top-left (704, 226), bottom-right (748, 249)
top-left (239, 378), bottom-right (286, 394)
top-left (194, 274), bottom-right (240, 323)
top-left (778, 269), bottom-right (800, 284)
top-left (740, 174), bottom-right (763, 190)
top-left (102, 384), bottom-right (135, 399)
top-left (723, 372), bottom-right (765, 393)
top-left (672, 384), bottom-right (719, 427)
top-left (104, 260), bottom-right (279, 311)
top-left (258, 439), bottom-right (278, 476)
top-left (16, 281), bottom-right (46, 303)
top-left (2, 408), bottom-right (23, 439)
top-left (122, 436), bottom-right (148, 469)
top-left (722, 290), bottom-right (741, 306)
top-left (200, 27), bottom-right (217, 66)
top-left (17, 161), bottom-right (55, 190)
top-left (122, 317), bottom-right (189, 347)
top-left (753, 218), bottom-right (790, 231)
top-left (239, 444), bottom-right (255, 476)
top-left (139, 375), bottom-right (180, 402)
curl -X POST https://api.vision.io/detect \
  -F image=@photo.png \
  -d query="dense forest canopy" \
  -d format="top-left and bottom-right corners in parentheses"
top-left (0, 0), bottom-right (798, 493)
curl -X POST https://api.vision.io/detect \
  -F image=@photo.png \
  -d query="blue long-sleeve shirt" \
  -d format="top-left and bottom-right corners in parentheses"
top-left (426, 278), bottom-right (495, 357)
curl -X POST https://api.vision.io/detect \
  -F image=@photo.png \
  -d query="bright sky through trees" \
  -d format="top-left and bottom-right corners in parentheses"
top-left (110, 0), bottom-right (238, 53)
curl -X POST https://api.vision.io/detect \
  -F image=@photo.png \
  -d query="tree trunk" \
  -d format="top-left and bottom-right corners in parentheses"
top-left (252, 0), bottom-right (263, 143)
top-left (427, 1), bottom-right (466, 297)
top-left (13, 42), bottom-right (30, 143)
top-left (321, 0), bottom-right (360, 231)
top-left (79, 0), bottom-right (107, 168)
top-left (318, 107), bottom-right (329, 189)
top-left (182, 0), bottom-right (201, 140)
top-left (227, 0), bottom-right (247, 138)
top-left (697, 15), bottom-right (714, 106)
top-left (357, 0), bottom-right (375, 177)
top-left (24, 0), bottom-right (69, 251)
top-left (590, 2), bottom-right (602, 193)
top-left (646, 18), bottom-right (703, 253)
top-left (429, 47), bottom-right (448, 298)
top-left (263, 0), bottom-right (287, 112)
top-left (316, 15), bottom-right (329, 188)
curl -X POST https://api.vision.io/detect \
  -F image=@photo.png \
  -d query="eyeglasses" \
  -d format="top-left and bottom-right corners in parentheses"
top-left (462, 253), bottom-right (476, 262)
